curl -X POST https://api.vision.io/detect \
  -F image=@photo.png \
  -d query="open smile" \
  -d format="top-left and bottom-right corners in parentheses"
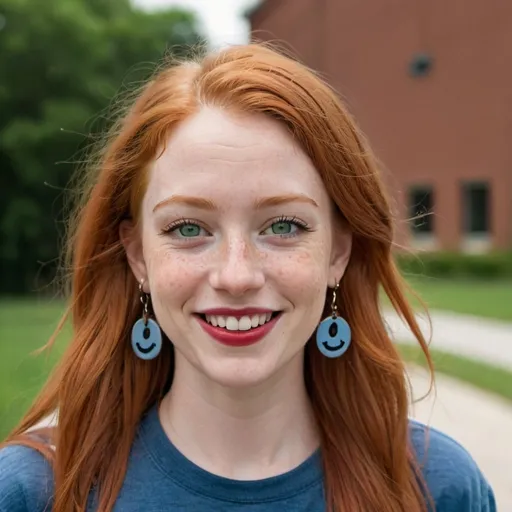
top-left (194, 310), bottom-right (282, 347)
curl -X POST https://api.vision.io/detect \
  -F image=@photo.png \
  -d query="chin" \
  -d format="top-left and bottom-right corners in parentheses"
top-left (198, 357), bottom-right (284, 389)
top-left (198, 346), bottom-right (307, 390)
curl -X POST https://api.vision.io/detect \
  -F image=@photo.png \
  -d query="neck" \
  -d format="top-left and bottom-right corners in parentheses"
top-left (159, 352), bottom-right (319, 480)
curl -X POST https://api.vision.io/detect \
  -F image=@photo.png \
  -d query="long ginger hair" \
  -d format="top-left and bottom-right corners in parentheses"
top-left (2, 43), bottom-right (433, 511)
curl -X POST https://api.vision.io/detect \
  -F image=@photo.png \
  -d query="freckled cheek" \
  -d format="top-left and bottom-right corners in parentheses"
top-left (267, 247), bottom-right (329, 300)
top-left (144, 246), bottom-right (208, 300)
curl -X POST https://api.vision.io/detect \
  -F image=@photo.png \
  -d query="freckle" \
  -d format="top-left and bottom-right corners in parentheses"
top-left (296, 251), bottom-right (313, 264)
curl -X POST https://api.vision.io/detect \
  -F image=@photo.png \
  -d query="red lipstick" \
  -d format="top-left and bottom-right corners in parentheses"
top-left (195, 309), bottom-right (281, 347)
top-left (199, 307), bottom-right (274, 318)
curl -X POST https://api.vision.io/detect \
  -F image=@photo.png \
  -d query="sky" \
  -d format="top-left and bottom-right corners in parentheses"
top-left (133, 0), bottom-right (259, 48)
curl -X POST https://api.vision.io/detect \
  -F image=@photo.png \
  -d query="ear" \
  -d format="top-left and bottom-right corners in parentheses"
top-left (328, 223), bottom-right (352, 288)
top-left (119, 220), bottom-right (149, 292)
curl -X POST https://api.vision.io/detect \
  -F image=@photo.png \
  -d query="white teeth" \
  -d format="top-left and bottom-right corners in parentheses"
top-left (226, 316), bottom-right (238, 331)
top-left (204, 313), bottom-right (277, 330)
top-left (238, 316), bottom-right (252, 331)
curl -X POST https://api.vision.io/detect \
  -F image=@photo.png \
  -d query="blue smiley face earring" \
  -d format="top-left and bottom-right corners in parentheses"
top-left (131, 279), bottom-right (162, 360)
top-left (316, 281), bottom-right (351, 358)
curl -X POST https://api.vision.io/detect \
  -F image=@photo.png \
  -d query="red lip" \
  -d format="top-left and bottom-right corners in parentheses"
top-left (196, 312), bottom-right (281, 347)
top-left (199, 307), bottom-right (274, 318)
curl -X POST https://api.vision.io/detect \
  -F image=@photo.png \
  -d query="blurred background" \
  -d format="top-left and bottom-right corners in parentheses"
top-left (0, 0), bottom-right (511, 505)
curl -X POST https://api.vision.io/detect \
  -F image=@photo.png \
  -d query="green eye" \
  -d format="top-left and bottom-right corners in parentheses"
top-left (262, 219), bottom-right (305, 236)
top-left (178, 224), bottom-right (201, 237)
top-left (271, 221), bottom-right (293, 235)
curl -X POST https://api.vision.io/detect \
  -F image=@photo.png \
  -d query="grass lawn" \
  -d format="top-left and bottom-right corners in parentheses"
top-left (398, 343), bottom-right (512, 402)
top-left (0, 298), bottom-right (69, 440)
top-left (400, 277), bottom-right (512, 322)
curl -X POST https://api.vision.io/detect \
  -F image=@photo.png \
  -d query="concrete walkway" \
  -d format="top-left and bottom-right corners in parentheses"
top-left (385, 309), bottom-right (512, 369)
top-left (408, 365), bottom-right (512, 510)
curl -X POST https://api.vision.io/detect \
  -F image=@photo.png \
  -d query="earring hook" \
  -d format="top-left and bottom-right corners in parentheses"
top-left (331, 281), bottom-right (339, 319)
top-left (139, 278), bottom-right (150, 324)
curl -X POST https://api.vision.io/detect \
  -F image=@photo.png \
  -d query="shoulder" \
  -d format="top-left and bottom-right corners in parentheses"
top-left (409, 420), bottom-right (496, 511)
top-left (0, 444), bottom-right (54, 512)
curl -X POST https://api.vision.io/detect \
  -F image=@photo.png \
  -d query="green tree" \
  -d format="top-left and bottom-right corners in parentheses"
top-left (0, 0), bottom-right (203, 294)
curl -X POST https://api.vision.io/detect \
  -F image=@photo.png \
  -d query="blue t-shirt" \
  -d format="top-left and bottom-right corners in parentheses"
top-left (0, 405), bottom-right (496, 511)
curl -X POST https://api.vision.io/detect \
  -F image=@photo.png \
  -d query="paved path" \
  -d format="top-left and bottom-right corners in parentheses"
top-left (385, 309), bottom-right (512, 369)
top-left (408, 365), bottom-right (512, 510)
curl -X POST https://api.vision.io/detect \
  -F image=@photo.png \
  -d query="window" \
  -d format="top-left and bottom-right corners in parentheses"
top-left (462, 182), bottom-right (490, 234)
top-left (409, 53), bottom-right (433, 78)
top-left (409, 185), bottom-right (434, 234)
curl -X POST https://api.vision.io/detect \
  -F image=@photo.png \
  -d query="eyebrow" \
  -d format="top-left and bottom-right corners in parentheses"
top-left (153, 195), bottom-right (216, 212)
top-left (152, 193), bottom-right (318, 212)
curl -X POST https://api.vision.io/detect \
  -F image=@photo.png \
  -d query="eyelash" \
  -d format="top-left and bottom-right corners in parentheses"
top-left (271, 216), bottom-right (313, 235)
top-left (159, 218), bottom-right (205, 237)
top-left (160, 216), bottom-right (313, 237)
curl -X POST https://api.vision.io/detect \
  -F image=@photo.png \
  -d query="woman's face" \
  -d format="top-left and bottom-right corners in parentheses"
top-left (122, 107), bottom-right (351, 388)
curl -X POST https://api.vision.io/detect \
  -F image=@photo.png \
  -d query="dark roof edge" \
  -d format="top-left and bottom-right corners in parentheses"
top-left (243, 0), bottom-right (267, 19)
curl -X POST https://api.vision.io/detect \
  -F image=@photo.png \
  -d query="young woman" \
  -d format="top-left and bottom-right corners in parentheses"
top-left (0, 44), bottom-right (496, 512)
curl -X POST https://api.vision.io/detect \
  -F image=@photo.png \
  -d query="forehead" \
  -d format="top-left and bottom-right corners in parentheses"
top-left (145, 107), bottom-right (329, 206)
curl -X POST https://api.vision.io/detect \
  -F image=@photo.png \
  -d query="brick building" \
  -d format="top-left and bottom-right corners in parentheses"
top-left (247, 0), bottom-right (512, 252)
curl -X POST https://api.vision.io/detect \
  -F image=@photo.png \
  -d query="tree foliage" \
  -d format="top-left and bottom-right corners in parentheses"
top-left (0, 0), bottom-right (203, 293)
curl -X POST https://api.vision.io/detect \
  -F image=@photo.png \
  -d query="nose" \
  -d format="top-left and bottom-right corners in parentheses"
top-left (209, 234), bottom-right (265, 297)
